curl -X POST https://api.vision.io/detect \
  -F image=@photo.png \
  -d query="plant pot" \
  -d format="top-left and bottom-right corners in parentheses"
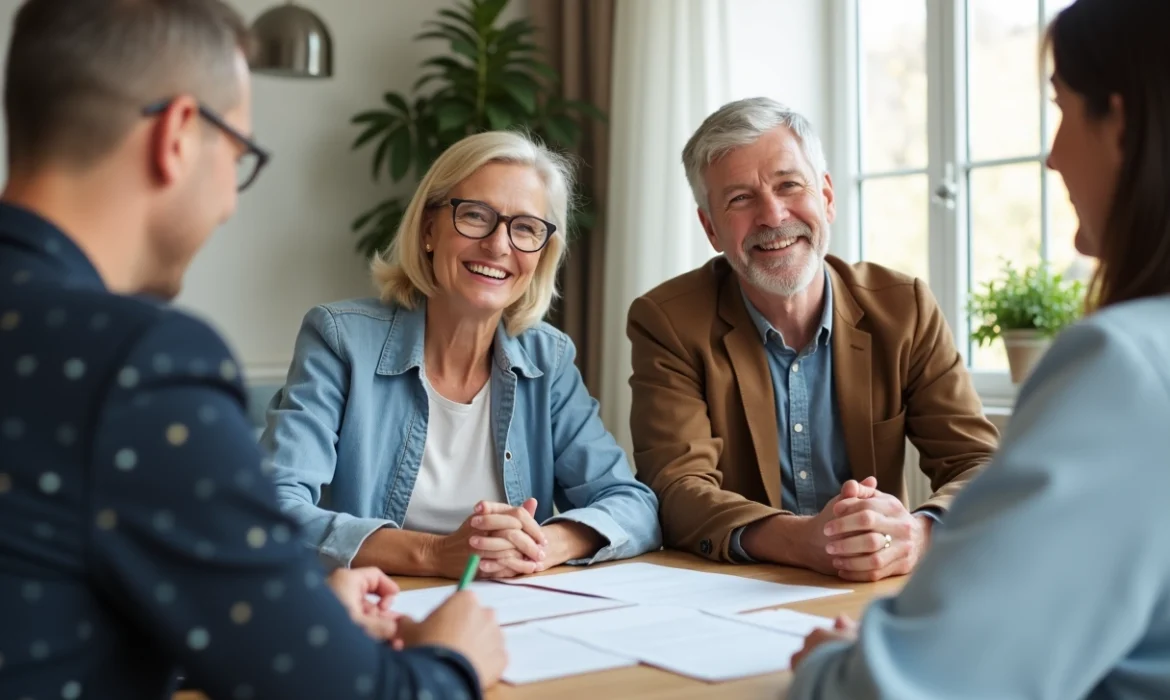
top-left (1002, 330), bottom-right (1051, 384)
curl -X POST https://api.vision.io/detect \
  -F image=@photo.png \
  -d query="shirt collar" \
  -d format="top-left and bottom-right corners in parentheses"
top-left (739, 266), bottom-right (834, 349)
top-left (376, 299), bottom-right (543, 379)
top-left (0, 201), bottom-right (107, 291)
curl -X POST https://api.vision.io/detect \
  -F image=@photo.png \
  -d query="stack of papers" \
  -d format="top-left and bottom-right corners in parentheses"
top-left (506, 562), bottom-right (849, 614)
top-left (389, 562), bottom-right (848, 685)
top-left (732, 608), bottom-right (834, 636)
top-left (389, 581), bottom-right (625, 625)
top-left (537, 605), bottom-right (807, 681)
top-left (502, 625), bottom-right (637, 684)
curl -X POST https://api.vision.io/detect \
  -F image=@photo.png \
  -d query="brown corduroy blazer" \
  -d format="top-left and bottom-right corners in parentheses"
top-left (627, 255), bottom-right (1000, 562)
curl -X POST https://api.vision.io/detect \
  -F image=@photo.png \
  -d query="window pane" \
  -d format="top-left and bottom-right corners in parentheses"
top-left (1047, 169), bottom-right (1094, 282)
top-left (859, 0), bottom-right (927, 172)
top-left (969, 162), bottom-right (1042, 370)
top-left (968, 0), bottom-right (1042, 162)
top-left (861, 174), bottom-right (929, 282)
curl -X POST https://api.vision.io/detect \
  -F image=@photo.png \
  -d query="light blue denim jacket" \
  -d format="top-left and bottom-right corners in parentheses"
top-left (260, 298), bottom-right (662, 570)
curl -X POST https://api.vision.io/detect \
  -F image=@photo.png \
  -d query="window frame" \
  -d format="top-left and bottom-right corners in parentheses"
top-left (829, 0), bottom-right (1065, 408)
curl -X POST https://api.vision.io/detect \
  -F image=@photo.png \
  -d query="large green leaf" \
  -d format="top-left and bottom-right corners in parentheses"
top-left (485, 102), bottom-right (513, 130)
top-left (499, 77), bottom-right (536, 114)
top-left (351, 197), bottom-right (400, 232)
top-left (420, 56), bottom-right (474, 74)
top-left (351, 110), bottom-right (392, 125)
top-left (450, 37), bottom-right (480, 62)
top-left (371, 135), bottom-right (392, 181)
top-left (351, 119), bottom-right (392, 150)
top-left (382, 92), bottom-right (410, 116)
top-left (474, 0), bottom-right (509, 30)
top-left (417, 20), bottom-right (478, 48)
top-left (437, 7), bottom-right (478, 33)
top-left (544, 114), bottom-right (581, 147)
top-left (495, 19), bottom-right (535, 44)
top-left (502, 57), bottom-right (559, 81)
top-left (388, 126), bottom-right (413, 181)
top-left (413, 72), bottom-right (447, 92)
top-left (492, 32), bottom-right (538, 54)
top-left (435, 100), bottom-right (474, 132)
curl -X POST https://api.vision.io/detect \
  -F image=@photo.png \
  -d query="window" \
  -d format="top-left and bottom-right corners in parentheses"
top-left (835, 0), bottom-right (1088, 402)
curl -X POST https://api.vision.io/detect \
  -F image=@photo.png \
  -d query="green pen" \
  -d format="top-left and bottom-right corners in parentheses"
top-left (457, 554), bottom-right (481, 590)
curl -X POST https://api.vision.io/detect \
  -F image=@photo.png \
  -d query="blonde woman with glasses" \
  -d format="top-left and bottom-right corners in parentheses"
top-left (262, 131), bottom-right (661, 581)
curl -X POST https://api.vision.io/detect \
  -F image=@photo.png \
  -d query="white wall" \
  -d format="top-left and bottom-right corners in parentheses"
top-left (0, 0), bottom-right (521, 383)
top-left (727, 0), bottom-right (830, 141)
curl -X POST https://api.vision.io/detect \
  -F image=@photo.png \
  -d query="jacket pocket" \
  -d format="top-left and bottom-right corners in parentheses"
top-left (872, 408), bottom-right (907, 444)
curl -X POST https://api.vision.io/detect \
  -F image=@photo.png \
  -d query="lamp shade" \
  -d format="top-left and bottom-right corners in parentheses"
top-left (250, 4), bottom-right (333, 78)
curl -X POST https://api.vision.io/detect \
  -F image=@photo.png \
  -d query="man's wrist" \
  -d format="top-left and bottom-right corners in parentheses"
top-left (740, 514), bottom-right (813, 567)
top-left (912, 512), bottom-right (934, 552)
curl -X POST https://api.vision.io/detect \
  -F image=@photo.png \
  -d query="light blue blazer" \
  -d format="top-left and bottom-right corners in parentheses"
top-left (789, 295), bottom-right (1170, 700)
top-left (260, 298), bottom-right (662, 569)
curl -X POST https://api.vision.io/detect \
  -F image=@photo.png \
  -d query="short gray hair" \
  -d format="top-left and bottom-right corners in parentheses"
top-left (682, 97), bottom-right (828, 211)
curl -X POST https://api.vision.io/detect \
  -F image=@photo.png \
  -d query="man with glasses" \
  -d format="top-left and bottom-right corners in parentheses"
top-left (0, 1), bottom-right (505, 698)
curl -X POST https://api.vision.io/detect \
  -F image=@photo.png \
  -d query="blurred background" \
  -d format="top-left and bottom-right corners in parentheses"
top-left (0, 0), bottom-right (1080, 445)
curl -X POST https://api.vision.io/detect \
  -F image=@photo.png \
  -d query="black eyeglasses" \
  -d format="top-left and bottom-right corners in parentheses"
top-left (442, 198), bottom-right (556, 253)
top-left (141, 99), bottom-right (271, 192)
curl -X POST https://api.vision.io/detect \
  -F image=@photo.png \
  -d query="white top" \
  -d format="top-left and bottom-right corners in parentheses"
top-left (402, 374), bottom-right (506, 535)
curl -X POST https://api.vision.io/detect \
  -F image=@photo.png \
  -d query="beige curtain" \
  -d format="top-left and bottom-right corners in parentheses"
top-left (529, 0), bottom-right (614, 400)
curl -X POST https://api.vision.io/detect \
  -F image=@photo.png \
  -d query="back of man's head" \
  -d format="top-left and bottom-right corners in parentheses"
top-left (4, 0), bottom-right (252, 174)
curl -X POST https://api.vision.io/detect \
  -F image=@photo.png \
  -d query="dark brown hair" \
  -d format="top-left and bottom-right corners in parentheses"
top-left (1048, 0), bottom-right (1170, 310)
top-left (4, 0), bottom-right (252, 171)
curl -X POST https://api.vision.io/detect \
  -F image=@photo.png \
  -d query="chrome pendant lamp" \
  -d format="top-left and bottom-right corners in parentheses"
top-left (250, 1), bottom-right (333, 79)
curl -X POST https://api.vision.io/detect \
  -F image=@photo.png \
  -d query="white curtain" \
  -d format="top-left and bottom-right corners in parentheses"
top-left (600, 0), bottom-right (732, 460)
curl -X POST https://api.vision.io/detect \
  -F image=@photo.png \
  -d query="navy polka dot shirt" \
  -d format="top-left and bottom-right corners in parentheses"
top-left (0, 202), bottom-right (481, 700)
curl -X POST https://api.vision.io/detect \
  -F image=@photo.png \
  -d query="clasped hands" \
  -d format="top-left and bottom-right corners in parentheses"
top-left (809, 476), bottom-right (933, 582)
top-left (428, 498), bottom-right (602, 580)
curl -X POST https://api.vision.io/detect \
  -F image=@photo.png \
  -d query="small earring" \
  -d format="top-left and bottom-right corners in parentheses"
top-left (425, 244), bottom-right (433, 252)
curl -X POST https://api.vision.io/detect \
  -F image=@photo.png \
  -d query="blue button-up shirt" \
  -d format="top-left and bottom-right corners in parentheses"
top-left (730, 271), bottom-right (851, 560)
top-left (744, 271), bottom-right (851, 514)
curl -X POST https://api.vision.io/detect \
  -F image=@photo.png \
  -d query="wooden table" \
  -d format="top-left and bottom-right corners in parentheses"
top-left (176, 551), bottom-right (905, 699)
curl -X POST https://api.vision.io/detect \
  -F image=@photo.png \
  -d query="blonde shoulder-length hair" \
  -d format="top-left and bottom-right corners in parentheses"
top-left (370, 130), bottom-right (575, 336)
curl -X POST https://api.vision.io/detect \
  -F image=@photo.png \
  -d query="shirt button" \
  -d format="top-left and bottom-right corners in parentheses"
top-left (799, 470), bottom-right (808, 480)
top-left (791, 363), bottom-right (800, 373)
top-left (793, 423), bottom-right (804, 433)
top-left (505, 450), bottom-right (513, 461)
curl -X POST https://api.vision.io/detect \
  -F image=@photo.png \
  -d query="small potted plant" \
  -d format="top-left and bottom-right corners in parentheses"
top-left (968, 261), bottom-right (1086, 384)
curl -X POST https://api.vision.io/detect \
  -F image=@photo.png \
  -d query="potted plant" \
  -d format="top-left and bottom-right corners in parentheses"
top-left (347, 0), bottom-right (605, 259)
top-left (968, 261), bottom-right (1086, 384)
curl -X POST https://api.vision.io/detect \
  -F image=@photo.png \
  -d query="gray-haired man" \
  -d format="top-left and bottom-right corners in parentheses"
top-left (628, 97), bottom-right (999, 581)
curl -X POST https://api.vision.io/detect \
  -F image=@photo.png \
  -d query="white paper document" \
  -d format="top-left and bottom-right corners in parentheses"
top-left (732, 608), bottom-right (834, 637)
top-left (538, 605), bottom-right (805, 682)
top-left (389, 581), bottom-right (626, 625)
top-left (501, 625), bottom-right (638, 684)
top-left (505, 562), bottom-right (848, 614)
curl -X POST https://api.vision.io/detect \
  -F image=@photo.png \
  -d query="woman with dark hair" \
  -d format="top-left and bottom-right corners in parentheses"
top-left (787, 0), bottom-right (1170, 697)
